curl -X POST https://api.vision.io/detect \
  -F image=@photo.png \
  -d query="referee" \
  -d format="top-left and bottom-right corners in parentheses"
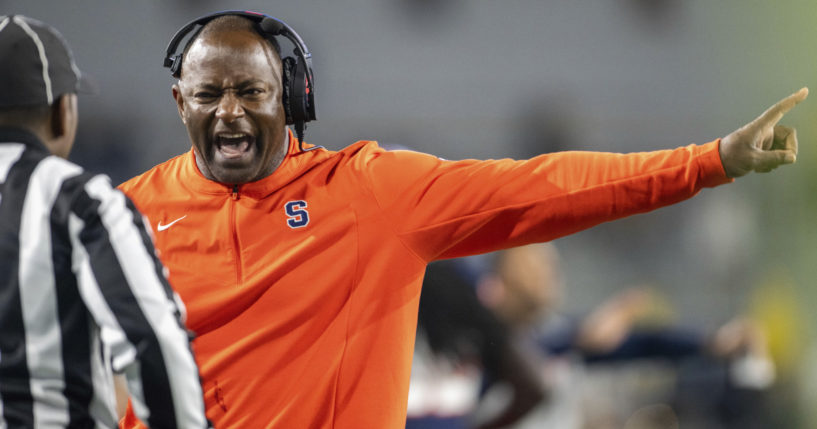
top-left (0, 15), bottom-right (208, 428)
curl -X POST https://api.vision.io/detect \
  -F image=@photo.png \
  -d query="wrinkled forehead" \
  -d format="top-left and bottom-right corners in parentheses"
top-left (180, 29), bottom-right (281, 81)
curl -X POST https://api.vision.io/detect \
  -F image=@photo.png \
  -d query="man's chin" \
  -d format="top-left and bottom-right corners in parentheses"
top-left (209, 162), bottom-right (257, 185)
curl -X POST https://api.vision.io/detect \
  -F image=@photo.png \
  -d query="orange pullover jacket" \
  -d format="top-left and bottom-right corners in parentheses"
top-left (119, 132), bottom-right (730, 428)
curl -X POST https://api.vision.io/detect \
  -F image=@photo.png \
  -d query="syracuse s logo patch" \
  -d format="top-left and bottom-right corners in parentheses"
top-left (285, 200), bottom-right (309, 228)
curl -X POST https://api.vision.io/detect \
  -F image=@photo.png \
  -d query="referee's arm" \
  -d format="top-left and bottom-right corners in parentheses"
top-left (69, 173), bottom-right (207, 429)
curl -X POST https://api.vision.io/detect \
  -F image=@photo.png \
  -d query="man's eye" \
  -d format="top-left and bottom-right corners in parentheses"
top-left (243, 88), bottom-right (264, 96)
top-left (195, 92), bottom-right (217, 99)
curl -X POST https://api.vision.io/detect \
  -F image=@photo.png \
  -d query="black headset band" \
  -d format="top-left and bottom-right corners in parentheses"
top-left (163, 10), bottom-right (312, 79)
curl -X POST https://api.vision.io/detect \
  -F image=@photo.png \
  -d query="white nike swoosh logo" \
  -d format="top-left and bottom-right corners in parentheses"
top-left (157, 215), bottom-right (187, 231)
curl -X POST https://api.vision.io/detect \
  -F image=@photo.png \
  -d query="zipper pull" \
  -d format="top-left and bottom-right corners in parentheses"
top-left (231, 184), bottom-right (239, 200)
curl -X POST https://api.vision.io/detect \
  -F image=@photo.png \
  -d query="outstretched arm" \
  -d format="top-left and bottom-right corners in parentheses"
top-left (720, 87), bottom-right (808, 177)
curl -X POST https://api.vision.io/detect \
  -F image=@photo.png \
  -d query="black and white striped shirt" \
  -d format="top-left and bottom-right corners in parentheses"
top-left (0, 128), bottom-right (207, 428)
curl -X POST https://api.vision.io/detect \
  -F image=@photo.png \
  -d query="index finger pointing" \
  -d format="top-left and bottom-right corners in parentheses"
top-left (758, 87), bottom-right (809, 125)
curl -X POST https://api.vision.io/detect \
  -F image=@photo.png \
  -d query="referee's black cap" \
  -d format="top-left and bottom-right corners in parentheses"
top-left (0, 15), bottom-right (95, 108)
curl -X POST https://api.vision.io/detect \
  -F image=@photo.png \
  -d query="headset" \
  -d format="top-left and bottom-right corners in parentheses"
top-left (163, 10), bottom-right (316, 148)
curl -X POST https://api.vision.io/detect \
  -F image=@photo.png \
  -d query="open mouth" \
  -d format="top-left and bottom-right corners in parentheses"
top-left (216, 133), bottom-right (255, 159)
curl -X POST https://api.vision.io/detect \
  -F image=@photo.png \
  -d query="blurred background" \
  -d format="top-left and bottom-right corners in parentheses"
top-left (5, 1), bottom-right (815, 427)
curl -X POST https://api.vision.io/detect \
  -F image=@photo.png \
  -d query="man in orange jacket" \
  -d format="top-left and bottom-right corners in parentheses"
top-left (118, 10), bottom-right (806, 429)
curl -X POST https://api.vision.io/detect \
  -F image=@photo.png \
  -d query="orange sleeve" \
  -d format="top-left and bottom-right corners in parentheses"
top-left (118, 400), bottom-right (146, 429)
top-left (364, 140), bottom-right (731, 261)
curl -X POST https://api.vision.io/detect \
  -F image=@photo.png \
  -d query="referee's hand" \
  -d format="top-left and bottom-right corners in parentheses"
top-left (719, 87), bottom-right (808, 178)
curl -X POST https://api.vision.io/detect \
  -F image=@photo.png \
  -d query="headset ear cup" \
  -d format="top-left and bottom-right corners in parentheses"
top-left (290, 57), bottom-right (308, 124)
top-left (302, 62), bottom-right (316, 122)
top-left (281, 56), bottom-right (295, 125)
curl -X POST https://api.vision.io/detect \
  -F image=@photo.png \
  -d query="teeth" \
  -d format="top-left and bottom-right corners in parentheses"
top-left (219, 133), bottom-right (247, 139)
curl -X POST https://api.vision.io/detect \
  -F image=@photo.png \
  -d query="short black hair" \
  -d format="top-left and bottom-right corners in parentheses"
top-left (178, 15), bottom-right (281, 77)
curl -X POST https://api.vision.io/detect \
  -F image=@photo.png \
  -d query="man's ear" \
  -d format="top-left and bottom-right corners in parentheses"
top-left (172, 83), bottom-right (186, 124)
top-left (47, 94), bottom-right (78, 159)
top-left (50, 93), bottom-right (77, 138)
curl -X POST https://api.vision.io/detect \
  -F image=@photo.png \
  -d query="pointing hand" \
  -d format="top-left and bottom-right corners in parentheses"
top-left (720, 87), bottom-right (808, 178)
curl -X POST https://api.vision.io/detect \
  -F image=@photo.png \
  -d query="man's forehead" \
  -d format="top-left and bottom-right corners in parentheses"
top-left (181, 35), bottom-right (280, 80)
top-left (191, 29), bottom-right (277, 56)
top-left (184, 29), bottom-right (280, 67)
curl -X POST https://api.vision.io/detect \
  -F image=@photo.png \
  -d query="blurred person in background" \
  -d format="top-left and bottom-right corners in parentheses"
top-left (407, 259), bottom-right (547, 429)
top-left (476, 243), bottom-right (774, 429)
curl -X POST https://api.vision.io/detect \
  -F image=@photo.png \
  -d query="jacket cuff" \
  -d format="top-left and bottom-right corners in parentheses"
top-left (695, 139), bottom-right (734, 187)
